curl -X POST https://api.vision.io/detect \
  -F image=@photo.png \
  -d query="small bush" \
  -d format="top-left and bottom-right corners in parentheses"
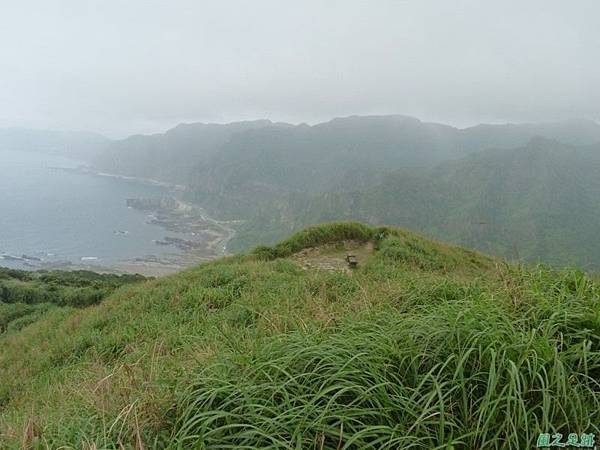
top-left (253, 222), bottom-right (375, 260)
top-left (0, 269), bottom-right (146, 334)
top-left (379, 236), bottom-right (445, 270)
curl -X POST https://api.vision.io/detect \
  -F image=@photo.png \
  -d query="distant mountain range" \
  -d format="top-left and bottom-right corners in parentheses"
top-left (94, 115), bottom-right (600, 192)
top-left (94, 120), bottom-right (274, 182)
top-left (9, 115), bottom-right (600, 269)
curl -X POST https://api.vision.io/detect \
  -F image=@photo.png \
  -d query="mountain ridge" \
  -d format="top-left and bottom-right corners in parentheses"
top-left (257, 137), bottom-right (600, 268)
top-left (87, 114), bottom-right (600, 268)
top-left (93, 115), bottom-right (600, 185)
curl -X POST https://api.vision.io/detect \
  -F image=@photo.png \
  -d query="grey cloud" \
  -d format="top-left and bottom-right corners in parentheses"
top-left (0, 0), bottom-right (598, 137)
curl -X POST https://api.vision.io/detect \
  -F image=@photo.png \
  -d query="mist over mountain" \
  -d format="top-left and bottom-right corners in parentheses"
top-left (275, 137), bottom-right (600, 268)
top-left (189, 116), bottom-right (600, 209)
top-left (94, 120), bottom-right (274, 182)
top-left (6, 2), bottom-right (600, 446)
top-left (93, 114), bottom-right (600, 188)
top-left (89, 114), bottom-right (600, 268)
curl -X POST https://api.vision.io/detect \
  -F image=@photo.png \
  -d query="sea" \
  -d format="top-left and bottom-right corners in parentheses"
top-left (0, 149), bottom-right (185, 270)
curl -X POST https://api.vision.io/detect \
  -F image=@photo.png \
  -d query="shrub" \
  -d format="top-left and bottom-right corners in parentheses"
top-left (252, 222), bottom-right (375, 260)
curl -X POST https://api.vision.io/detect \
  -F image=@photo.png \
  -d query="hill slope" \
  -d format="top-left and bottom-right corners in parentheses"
top-left (262, 138), bottom-right (600, 268)
top-left (188, 116), bottom-right (600, 216)
top-left (89, 115), bottom-right (600, 268)
top-left (91, 115), bottom-right (600, 210)
top-left (93, 120), bottom-right (275, 183)
top-left (0, 268), bottom-right (145, 335)
top-left (1, 222), bottom-right (599, 449)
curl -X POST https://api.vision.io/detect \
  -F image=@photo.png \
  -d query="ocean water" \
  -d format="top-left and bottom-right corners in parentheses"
top-left (0, 150), bottom-right (184, 270)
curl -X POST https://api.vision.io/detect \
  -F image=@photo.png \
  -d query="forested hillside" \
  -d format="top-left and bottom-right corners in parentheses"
top-left (93, 120), bottom-right (275, 183)
top-left (191, 116), bottom-right (600, 206)
top-left (91, 115), bottom-right (600, 268)
top-left (253, 138), bottom-right (600, 268)
top-left (95, 116), bottom-right (600, 191)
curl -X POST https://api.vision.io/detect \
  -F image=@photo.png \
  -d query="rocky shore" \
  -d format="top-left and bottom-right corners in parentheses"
top-left (112, 196), bottom-right (237, 276)
top-left (43, 166), bottom-right (238, 276)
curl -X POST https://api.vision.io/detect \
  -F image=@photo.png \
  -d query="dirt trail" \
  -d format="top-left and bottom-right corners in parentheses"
top-left (292, 241), bottom-right (374, 273)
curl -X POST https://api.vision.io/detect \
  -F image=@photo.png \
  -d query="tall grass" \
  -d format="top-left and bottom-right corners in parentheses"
top-left (252, 222), bottom-right (375, 260)
top-left (0, 269), bottom-right (146, 335)
top-left (173, 267), bottom-right (600, 449)
top-left (1, 223), bottom-right (599, 448)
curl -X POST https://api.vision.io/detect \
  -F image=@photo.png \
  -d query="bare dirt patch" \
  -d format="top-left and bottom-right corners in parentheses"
top-left (291, 241), bottom-right (374, 273)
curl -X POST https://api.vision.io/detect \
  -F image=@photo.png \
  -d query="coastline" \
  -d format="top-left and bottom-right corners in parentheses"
top-left (34, 166), bottom-right (238, 277)
top-left (52, 165), bottom-right (187, 191)
top-left (111, 197), bottom-right (238, 276)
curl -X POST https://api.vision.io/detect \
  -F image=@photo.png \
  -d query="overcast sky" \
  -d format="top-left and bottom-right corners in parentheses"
top-left (1, 0), bottom-right (599, 137)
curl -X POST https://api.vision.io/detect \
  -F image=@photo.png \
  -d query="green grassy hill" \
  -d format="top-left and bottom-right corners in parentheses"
top-left (0, 268), bottom-right (145, 336)
top-left (1, 222), bottom-right (600, 449)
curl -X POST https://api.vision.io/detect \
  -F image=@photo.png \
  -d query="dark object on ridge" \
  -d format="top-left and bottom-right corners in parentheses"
top-left (346, 254), bottom-right (358, 268)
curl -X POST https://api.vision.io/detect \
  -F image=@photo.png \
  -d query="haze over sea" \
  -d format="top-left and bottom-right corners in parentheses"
top-left (0, 150), bottom-right (183, 270)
